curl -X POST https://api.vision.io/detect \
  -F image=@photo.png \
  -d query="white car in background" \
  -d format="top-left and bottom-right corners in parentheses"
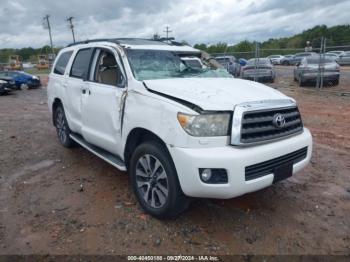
top-left (267, 55), bottom-right (285, 65)
top-left (47, 38), bottom-right (312, 218)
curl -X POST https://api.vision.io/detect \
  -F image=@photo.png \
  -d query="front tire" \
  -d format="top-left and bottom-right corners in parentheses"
top-left (20, 83), bottom-right (29, 90)
top-left (129, 141), bottom-right (190, 219)
top-left (54, 106), bottom-right (74, 148)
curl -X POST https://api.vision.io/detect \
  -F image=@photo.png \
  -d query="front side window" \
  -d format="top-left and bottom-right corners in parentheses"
top-left (54, 51), bottom-right (73, 75)
top-left (93, 50), bottom-right (124, 86)
top-left (126, 50), bottom-right (231, 81)
top-left (70, 48), bottom-right (93, 79)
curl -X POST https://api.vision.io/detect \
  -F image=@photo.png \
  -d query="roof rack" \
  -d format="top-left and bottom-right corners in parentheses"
top-left (66, 38), bottom-right (120, 47)
top-left (66, 37), bottom-right (187, 48)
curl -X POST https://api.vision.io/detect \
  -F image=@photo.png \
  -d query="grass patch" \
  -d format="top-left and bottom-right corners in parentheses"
top-left (24, 68), bottom-right (51, 75)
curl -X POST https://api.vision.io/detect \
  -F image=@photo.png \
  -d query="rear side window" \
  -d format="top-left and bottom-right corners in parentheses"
top-left (54, 51), bottom-right (73, 75)
top-left (70, 48), bottom-right (94, 79)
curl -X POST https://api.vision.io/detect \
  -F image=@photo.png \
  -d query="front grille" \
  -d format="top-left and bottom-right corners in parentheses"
top-left (245, 147), bottom-right (308, 181)
top-left (240, 106), bottom-right (303, 144)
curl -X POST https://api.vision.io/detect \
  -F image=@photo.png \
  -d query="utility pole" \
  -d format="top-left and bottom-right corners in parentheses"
top-left (67, 16), bottom-right (76, 43)
top-left (43, 15), bottom-right (54, 57)
top-left (163, 25), bottom-right (172, 41)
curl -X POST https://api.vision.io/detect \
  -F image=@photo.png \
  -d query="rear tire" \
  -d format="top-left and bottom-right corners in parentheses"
top-left (129, 141), bottom-right (190, 219)
top-left (54, 106), bottom-right (74, 148)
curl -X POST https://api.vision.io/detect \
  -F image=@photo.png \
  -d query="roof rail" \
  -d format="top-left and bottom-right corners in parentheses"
top-left (66, 38), bottom-right (120, 47)
top-left (66, 37), bottom-right (187, 47)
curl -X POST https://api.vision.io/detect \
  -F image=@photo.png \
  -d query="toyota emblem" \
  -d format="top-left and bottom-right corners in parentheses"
top-left (273, 113), bottom-right (286, 128)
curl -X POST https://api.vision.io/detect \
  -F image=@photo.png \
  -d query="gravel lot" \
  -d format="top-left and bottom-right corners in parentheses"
top-left (0, 67), bottom-right (349, 255)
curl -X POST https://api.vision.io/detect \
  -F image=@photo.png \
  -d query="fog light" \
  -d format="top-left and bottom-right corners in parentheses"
top-left (200, 168), bottom-right (212, 182)
top-left (199, 168), bottom-right (228, 184)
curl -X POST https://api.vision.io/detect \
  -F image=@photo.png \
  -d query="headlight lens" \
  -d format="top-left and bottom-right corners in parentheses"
top-left (177, 112), bottom-right (231, 137)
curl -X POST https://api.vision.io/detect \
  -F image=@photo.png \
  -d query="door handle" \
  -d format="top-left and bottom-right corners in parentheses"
top-left (81, 88), bottom-right (91, 95)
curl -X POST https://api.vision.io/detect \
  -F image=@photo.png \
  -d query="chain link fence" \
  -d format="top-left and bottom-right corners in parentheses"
top-left (210, 37), bottom-right (350, 90)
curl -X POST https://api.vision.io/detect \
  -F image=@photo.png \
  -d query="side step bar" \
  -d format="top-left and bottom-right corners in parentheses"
top-left (70, 133), bottom-right (127, 171)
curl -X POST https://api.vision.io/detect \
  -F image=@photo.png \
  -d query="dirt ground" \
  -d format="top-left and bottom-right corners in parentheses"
top-left (0, 68), bottom-right (349, 255)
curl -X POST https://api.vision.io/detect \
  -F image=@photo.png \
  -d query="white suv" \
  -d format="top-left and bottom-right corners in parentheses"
top-left (47, 38), bottom-right (312, 218)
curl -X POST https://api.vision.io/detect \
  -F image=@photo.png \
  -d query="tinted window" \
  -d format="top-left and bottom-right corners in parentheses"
top-left (54, 51), bottom-right (73, 75)
top-left (70, 48), bottom-right (94, 79)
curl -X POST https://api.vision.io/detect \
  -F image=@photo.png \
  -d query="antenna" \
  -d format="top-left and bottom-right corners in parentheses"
top-left (67, 16), bottom-right (76, 43)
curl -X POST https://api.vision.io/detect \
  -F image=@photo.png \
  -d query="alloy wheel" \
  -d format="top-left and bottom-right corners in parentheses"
top-left (135, 154), bottom-right (169, 209)
top-left (56, 109), bottom-right (67, 144)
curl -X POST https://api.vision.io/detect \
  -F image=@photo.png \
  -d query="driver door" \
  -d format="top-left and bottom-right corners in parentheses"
top-left (81, 48), bottom-right (127, 155)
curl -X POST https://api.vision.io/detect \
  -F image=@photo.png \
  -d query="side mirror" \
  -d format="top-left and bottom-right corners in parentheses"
top-left (296, 62), bottom-right (301, 66)
top-left (229, 62), bottom-right (233, 65)
top-left (117, 74), bottom-right (126, 88)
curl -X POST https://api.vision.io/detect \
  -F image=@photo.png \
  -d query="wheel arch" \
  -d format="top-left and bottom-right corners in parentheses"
top-left (52, 98), bottom-right (63, 126)
top-left (124, 127), bottom-right (169, 170)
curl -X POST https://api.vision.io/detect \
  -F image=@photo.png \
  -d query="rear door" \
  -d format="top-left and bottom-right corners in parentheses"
top-left (81, 47), bottom-right (127, 155)
top-left (65, 48), bottom-right (94, 133)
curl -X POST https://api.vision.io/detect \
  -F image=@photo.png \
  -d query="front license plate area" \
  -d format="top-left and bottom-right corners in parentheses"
top-left (273, 162), bottom-right (293, 184)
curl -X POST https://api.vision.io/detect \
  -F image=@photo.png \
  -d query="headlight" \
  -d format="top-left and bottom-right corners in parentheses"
top-left (32, 76), bottom-right (39, 80)
top-left (177, 112), bottom-right (231, 137)
top-left (0, 80), bottom-right (7, 84)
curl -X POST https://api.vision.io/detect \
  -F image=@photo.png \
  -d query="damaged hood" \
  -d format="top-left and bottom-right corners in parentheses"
top-left (144, 78), bottom-right (290, 111)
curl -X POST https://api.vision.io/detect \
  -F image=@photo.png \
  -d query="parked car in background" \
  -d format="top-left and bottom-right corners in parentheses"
top-left (294, 57), bottom-right (340, 86)
top-left (0, 79), bottom-right (14, 95)
top-left (0, 71), bottom-right (41, 90)
top-left (267, 55), bottom-right (284, 65)
top-left (280, 54), bottom-right (294, 65)
top-left (238, 58), bottom-right (247, 66)
top-left (325, 53), bottom-right (339, 61)
top-left (242, 58), bottom-right (276, 82)
top-left (336, 51), bottom-right (350, 65)
top-left (215, 55), bottom-right (241, 77)
top-left (289, 52), bottom-right (317, 66)
top-left (327, 50), bottom-right (345, 56)
top-left (181, 57), bottom-right (205, 70)
top-left (0, 76), bottom-right (16, 89)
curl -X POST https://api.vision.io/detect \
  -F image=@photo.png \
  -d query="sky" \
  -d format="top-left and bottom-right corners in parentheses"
top-left (0, 0), bottom-right (350, 48)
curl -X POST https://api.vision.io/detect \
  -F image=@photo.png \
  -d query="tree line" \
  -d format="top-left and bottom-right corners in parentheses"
top-left (1, 25), bottom-right (350, 63)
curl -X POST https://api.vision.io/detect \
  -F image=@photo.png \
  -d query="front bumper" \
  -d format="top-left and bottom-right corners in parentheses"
top-left (242, 70), bottom-right (274, 81)
top-left (168, 128), bottom-right (312, 199)
top-left (28, 79), bottom-right (41, 87)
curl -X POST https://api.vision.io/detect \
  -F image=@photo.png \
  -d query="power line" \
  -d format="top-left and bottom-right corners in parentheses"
top-left (67, 16), bottom-right (76, 43)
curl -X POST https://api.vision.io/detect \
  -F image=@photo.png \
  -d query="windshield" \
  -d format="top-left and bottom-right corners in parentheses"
top-left (126, 50), bottom-right (232, 81)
